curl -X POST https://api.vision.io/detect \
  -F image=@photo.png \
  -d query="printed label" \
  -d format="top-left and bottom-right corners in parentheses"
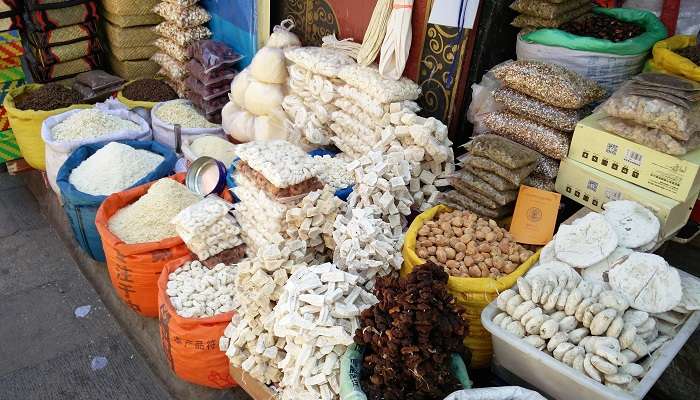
top-left (624, 149), bottom-right (643, 166)
top-left (586, 180), bottom-right (598, 192)
top-left (605, 189), bottom-right (622, 201)
top-left (606, 143), bottom-right (619, 156)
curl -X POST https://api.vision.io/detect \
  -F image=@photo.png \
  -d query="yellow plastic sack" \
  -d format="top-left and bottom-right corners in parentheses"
top-left (652, 35), bottom-right (700, 82)
top-left (3, 84), bottom-right (89, 170)
top-left (402, 205), bottom-right (540, 369)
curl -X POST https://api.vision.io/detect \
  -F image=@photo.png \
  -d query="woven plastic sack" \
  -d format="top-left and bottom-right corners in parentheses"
top-left (95, 174), bottom-right (191, 317)
top-left (652, 35), bottom-right (700, 83)
top-left (157, 255), bottom-right (237, 389)
top-left (56, 140), bottom-right (176, 261)
top-left (41, 106), bottom-right (152, 195)
top-left (3, 84), bottom-right (90, 170)
top-left (151, 99), bottom-right (224, 150)
top-left (401, 205), bottom-right (540, 369)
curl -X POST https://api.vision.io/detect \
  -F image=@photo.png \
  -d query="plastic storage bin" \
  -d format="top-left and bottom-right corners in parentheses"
top-left (481, 271), bottom-right (700, 400)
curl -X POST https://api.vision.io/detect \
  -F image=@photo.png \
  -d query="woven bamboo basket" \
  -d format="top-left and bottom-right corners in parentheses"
top-left (100, 8), bottom-right (162, 28)
top-left (111, 44), bottom-right (157, 62)
top-left (109, 55), bottom-right (159, 80)
top-left (101, 0), bottom-right (159, 16)
top-left (104, 21), bottom-right (158, 48)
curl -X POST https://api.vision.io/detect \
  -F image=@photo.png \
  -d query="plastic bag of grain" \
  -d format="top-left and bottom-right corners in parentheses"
top-left (151, 99), bottom-right (224, 150)
top-left (41, 106), bottom-right (151, 195)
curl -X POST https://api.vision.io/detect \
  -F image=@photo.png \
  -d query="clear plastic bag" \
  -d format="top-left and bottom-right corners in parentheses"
top-left (510, 0), bottom-right (590, 20)
top-left (599, 115), bottom-right (700, 155)
top-left (533, 154), bottom-right (559, 179)
top-left (600, 88), bottom-right (700, 141)
top-left (185, 75), bottom-right (230, 101)
top-left (152, 52), bottom-right (188, 80)
top-left (483, 111), bottom-right (570, 160)
top-left (448, 176), bottom-right (499, 209)
top-left (464, 134), bottom-right (539, 169)
top-left (511, 3), bottom-right (591, 28)
top-left (186, 59), bottom-right (236, 86)
top-left (462, 154), bottom-right (535, 186)
top-left (188, 40), bottom-right (243, 74)
top-left (439, 190), bottom-right (513, 219)
top-left (492, 60), bottom-right (605, 109)
top-left (493, 87), bottom-right (581, 132)
top-left (75, 70), bottom-right (124, 91)
top-left (462, 164), bottom-right (517, 192)
top-left (188, 91), bottom-right (228, 115)
top-left (452, 168), bottom-right (518, 203)
top-left (154, 21), bottom-right (212, 47)
top-left (523, 173), bottom-right (555, 191)
top-left (155, 37), bottom-right (190, 62)
top-left (152, 2), bottom-right (211, 28)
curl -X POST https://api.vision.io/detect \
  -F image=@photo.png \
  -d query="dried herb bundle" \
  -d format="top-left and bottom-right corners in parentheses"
top-left (354, 262), bottom-right (467, 400)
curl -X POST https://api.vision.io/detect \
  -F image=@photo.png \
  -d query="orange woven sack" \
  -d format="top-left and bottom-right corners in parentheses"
top-left (95, 174), bottom-right (190, 318)
top-left (157, 255), bottom-right (237, 389)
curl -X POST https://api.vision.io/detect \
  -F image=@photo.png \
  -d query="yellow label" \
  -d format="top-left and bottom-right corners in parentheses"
top-left (510, 185), bottom-right (561, 245)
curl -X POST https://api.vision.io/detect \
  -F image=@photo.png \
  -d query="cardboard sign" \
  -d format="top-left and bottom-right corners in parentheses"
top-left (510, 185), bottom-right (561, 245)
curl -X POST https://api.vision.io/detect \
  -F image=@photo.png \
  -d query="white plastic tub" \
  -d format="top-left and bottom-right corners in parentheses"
top-left (481, 272), bottom-right (700, 400)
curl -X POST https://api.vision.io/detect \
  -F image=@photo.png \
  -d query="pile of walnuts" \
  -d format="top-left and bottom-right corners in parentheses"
top-left (354, 262), bottom-right (467, 400)
top-left (415, 210), bottom-right (534, 278)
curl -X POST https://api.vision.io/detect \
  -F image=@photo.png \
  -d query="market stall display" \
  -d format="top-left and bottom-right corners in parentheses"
top-left (510, 0), bottom-right (592, 29)
top-left (151, 99), bottom-right (224, 150)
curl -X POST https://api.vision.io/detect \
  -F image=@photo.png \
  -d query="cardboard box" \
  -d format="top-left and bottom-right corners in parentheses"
top-left (569, 113), bottom-right (700, 202)
top-left (229, 366), bottom-right (277, 400)
top-left (555, 158), bottom-right (696, 241)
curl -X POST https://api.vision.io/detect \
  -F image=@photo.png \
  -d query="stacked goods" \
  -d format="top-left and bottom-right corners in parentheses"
top-left (171, 197), bottom-right (244, 264)
top-left (107, 178), bottom-right (201, 244)
top-left (0, 27), bottom-right (24, 163)
top-left (165, 260), bottom-right (237, 318)
top-left (223, 33), bottom-right (299, 143)
top-left (184, 40), bottom-right (240, 123)
top-left (100, 0), bottom-right (162, 79)
top-left (481, 61), bottom-right (605, 189)
top-left (231, 140), bottom-right (322, 253)
top-left (283, 54), bottom-right (455, 210)
top-left (490, 202), bottom-right (700, 393)
top-left (272, 263), bottom-right (377, 400)
top-left (220, 242), bottom-right (309, 385)
top-left (23, 1), bottom-right (104, 83)
top-left (0, 1), bottom-right (21, 32)
top-left (70, 70), bottom-right (124, 101)
top-left (119, 78), bottom-right (178, 103)
top-left (151, 0), bottom-right (211, 96)
top-left (447, 135), bottom-right (540, 217)
top-left (413, 209), bottom-right (534, 278)
top-left (597, 73), bottom-right (700, 155)
top-left (308, 154), bottom-right (354, 191)
top-left (354, 262), bottom-right (467, 400)
top-left (510, 0), bottom-right (593, 29)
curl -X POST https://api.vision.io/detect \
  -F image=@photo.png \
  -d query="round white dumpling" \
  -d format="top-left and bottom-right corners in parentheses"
top-left (554, 213), bottom-right (618, 268)
top-left (602, 200), bottom-right (660, 249)
top-left (608, 252), bottom-right (681, 313)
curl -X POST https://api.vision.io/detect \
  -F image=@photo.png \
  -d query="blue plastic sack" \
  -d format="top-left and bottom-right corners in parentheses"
top-left (56, 140), bottom-right (177, 261)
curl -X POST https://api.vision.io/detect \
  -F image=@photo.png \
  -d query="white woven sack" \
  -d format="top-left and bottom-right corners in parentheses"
top-left (151, 99), bottom-right (225, 151)
top-left (516, 33), bottom-right (647, 94)
top-left (41, 107), bottom-right (152, 196)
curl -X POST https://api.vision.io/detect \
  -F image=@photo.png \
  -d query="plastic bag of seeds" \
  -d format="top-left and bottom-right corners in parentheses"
top-left (452, 168), bottom-right (518, 205)
top-left (599, 89), bottom-right (700, 141)
top-left (185, 76), bottom-right (229, 100)
top-left (154, 22), bottom-right (211, 47)
top-left (462, 154), bottom-right (534, 186)
top-left (152, 52), bottom-right (188, 80)
top-left (599, 115), bottom-right (700, 156)
top-left (460, 163), bottom-right (517, 192)
top-left (512, 3), bottom-right (591, 28)
top-left (533, 154), bottom-right (559, 179)
top-left (188, 40), bottom-right (243, 74)
top-left (162, 0), bottom-right (199, 6)
top-left (510, 0), bottom-right (590, 20)
top-left (155, 37), bottom-right (190, 62)
top-left (152, 2), bottom-right (210, 28)
top-left (186, 59), bottom-right (236, 86)
top-left (482, 111), bottom-right (570, 159)
top-left (439, 190), bottom-right (513, 219)
top-left (464, 134), bottom-right (540, 169)
top-left (523, 173), bottom-right (555, 192)
top-left (188, 91), bottom-right (228, 115)
top-left (492, 87), bottom-right (581, 132)
top-left (491, 60), bottom-right (606, 109)
top-left (448, 176), bottom-right (499, 209)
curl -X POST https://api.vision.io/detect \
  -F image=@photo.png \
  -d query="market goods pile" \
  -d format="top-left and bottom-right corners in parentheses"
top-left (172, 197), bottom-right (244, 262)
top-left (285, 188), bottom-right (344, 262)
top-left (481, 60), bottom-right (605, 189)
top-left (560, 13), bottom-right (645, 42)
top-left (447, 135), bottom-right (540, 216)
top-left (414, 209), bottom-right (534, 278)
top-left (510, 0), bottom-right (593, 29)
top-left (355, 262), bottom-right (467, 400)
top-left (491, 200), bottom-right (700, 392)
top-left (69, 142), bottom-right (164, 196)
top-left (121, 78), bottom-right (178, 102)
top-left (13, 83), bottom-right (81, 111)
top-left (152, 0), bottom-right (212, 95)
top-left (154, 99), bottom-right (219, 128)
top-left (108, 178), bottom-right (201, 243)
top-left (166, 260), bottom-right (237, 318)
top-left (597, 73), bottom-right (700, 155)
top-left (309, 154), bottom-right (354, 190)
top-left (51, 109), bottom-right (141, 141)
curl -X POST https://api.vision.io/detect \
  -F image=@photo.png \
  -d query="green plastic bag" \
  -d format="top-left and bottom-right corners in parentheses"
top-left (521, 7), bottom-right (667, 56)
top-left (339, 344), bottom-right (472, 400)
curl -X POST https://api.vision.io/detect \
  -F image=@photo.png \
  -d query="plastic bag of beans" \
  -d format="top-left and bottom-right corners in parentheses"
top-left (492, 87), bottom-right (581, 132)
top-left (482, 111), bottom-right (570, 160)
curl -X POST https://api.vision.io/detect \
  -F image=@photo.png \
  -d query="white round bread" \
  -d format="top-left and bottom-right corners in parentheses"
top-left (602, 200), bottom-right (660, 249)
top-left (554, 213), bottom-right (618, 268)
top-left (538, 241), bottom-right (556, 264)
top-left (608, 252), bottom-right (682, 313)
top-left (581, 247), bottom-right (632, 283)
top-left (526, 261), bottom-right (580, 285)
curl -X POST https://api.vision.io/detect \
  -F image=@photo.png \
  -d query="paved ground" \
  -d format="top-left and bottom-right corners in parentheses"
top-left (0, 173), bottom-right (172, 400)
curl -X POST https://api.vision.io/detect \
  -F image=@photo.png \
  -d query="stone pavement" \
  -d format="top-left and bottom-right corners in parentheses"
top-left (0, 172), bottom-right (173, 400)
